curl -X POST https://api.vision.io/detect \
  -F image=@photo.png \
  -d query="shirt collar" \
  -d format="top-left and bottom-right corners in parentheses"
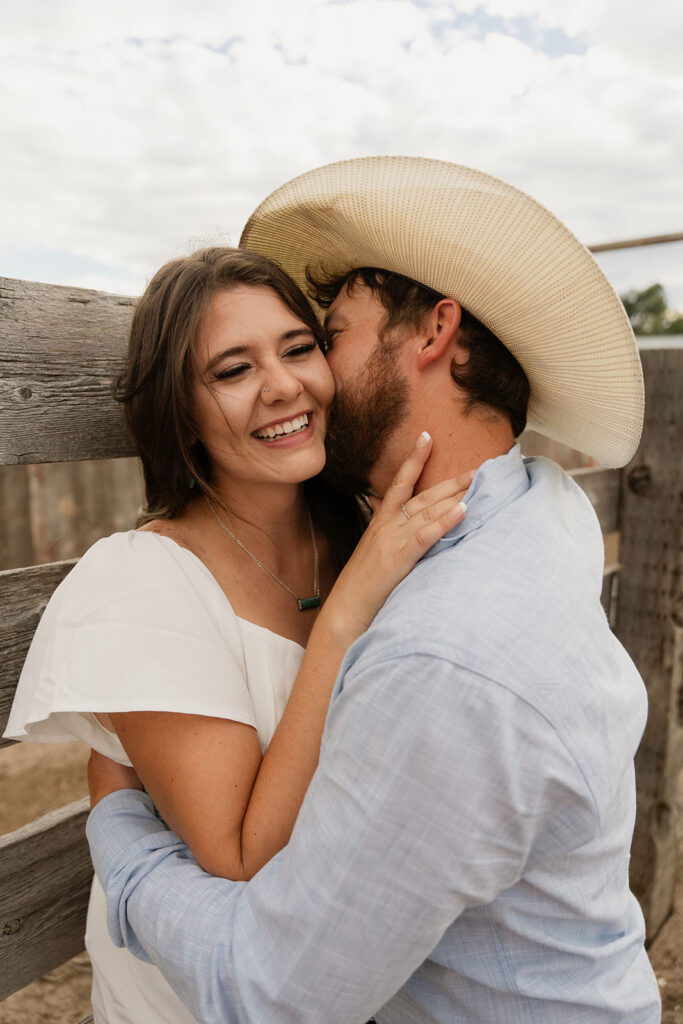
top-left (420, 442), bottom-right (530, 561)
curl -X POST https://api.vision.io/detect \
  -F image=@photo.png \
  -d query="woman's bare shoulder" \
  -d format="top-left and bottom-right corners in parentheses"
top-left (137, 512), bottom-right (196, 552)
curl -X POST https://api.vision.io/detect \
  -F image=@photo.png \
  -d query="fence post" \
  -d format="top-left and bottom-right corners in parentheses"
top-left (614, 344), bottom-right (683, 940)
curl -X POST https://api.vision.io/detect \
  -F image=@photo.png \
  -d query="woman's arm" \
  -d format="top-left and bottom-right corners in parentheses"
top-left (109, 434), bottom-right (471, 880)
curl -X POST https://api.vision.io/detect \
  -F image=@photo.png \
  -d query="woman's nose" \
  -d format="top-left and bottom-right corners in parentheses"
top-left (261, 365), bottom-right (304, 402)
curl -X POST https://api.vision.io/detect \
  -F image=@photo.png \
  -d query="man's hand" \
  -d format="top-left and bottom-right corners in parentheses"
top-left (88, 749), bottom-right (143, 809)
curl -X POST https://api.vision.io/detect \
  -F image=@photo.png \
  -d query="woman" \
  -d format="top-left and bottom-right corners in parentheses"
top-left (5, 247), bottom-right (469, 1024)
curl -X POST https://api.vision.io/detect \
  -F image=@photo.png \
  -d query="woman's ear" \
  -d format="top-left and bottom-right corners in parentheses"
top-left (417, 299), bottom-right (462, 370)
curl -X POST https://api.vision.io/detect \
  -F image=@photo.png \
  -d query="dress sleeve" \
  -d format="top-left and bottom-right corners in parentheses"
top-left (4, 532), bottom-right (256, 759)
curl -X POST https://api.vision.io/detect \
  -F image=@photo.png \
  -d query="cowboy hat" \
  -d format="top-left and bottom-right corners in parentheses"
top-left (240, 156), bottom-right (643, 468)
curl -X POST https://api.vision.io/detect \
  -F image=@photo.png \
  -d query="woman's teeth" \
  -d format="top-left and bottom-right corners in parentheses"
top-left (254, 413), bottom-right (309, 440)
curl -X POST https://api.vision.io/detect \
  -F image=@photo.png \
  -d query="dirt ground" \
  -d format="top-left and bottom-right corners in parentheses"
top-left (1, 742), bottom-right (681, 1023)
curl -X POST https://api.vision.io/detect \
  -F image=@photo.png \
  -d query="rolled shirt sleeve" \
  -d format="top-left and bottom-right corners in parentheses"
top-left (87, 652), bottom-right (595, 1024)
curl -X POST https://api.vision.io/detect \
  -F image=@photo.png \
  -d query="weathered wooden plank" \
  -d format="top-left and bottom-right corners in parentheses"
top-left (26, 458), bottom-right (143, 565)
top-left (0, 277), bottom-right (136, 464)
top-left (0, 464), bottom-right (33, 569)
top-left (602, 530), bottom-right (620, 574)
top-left (614, 347), bottom-right (683, 940)
top-left (0, 560), bottom-right (77, 747)
top-left (600, 531), bottom-right (621, 625)
top-left (569, 466), bottom-right (621, 535)
top-left (0, 798), bottom-right (92, 1000)
top-left (0, 458), bottom-right (143, 572)
top-left (588, 231), bottom-right (683, 253)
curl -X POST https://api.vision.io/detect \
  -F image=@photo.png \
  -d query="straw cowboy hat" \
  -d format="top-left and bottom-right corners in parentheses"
top-left (240, 156), bottom-right (643, 468)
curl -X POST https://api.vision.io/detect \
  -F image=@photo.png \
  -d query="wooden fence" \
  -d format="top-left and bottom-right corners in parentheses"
top-left (0, 458), bottom-right (143, 571)
top-left (0, 275), bottom-right (681, 1016)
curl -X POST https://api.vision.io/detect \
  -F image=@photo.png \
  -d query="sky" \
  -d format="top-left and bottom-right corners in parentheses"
top-left (1, 0), bottom-right (682, 310)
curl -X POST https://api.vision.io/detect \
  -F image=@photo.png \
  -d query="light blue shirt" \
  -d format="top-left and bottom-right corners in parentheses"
top-left (87, 445), bottom-right (661, 1023)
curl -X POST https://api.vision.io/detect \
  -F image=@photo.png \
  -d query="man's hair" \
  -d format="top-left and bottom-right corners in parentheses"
top-left (307, 266), bottom-right (530, 437)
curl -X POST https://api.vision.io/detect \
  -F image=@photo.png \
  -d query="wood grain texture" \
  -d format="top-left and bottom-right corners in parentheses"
top-left (25, 457), bottom-right (143, 565)
top-left (0, 277), bottom-right (136, 464)
top-left (614, 347), bottom-right (683, 940)
top-left (0, 464), bottom-right (33, 569)
top-left (0, 458), bottom-right (143, 572)
top-left (568, 466), bottom-right (621, 535)
top-left (0, 798), bottom-right (91, 1000)
top-left (0, 560), bottom-right (77, 747)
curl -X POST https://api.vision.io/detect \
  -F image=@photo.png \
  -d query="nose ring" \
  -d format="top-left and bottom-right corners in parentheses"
top-left (262, 386), bottom-right (271, 393)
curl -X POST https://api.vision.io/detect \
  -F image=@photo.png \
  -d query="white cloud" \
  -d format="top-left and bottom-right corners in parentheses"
top-left (0, 0), bottom-right (680, 309)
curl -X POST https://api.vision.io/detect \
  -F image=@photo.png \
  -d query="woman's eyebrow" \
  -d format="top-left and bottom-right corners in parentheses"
top-left (280, 327), bottom-right (315, 341)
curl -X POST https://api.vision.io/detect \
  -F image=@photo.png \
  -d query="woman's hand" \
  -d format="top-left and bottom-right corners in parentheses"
top-left (319, 431), bottom-right (472, 644)
top-left (88, 749), bottom-right (143, 810)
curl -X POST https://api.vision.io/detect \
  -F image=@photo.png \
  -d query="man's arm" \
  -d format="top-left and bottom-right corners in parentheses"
top-left (88, 653), bottom-right (591, 1024)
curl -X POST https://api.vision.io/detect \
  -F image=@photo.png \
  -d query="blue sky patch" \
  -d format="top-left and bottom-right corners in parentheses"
top-left (427, 5), bottom-right (587, 56)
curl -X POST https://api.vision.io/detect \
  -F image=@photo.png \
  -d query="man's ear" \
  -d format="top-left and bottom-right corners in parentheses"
top-left (416, 299), bottom-right (463, 370)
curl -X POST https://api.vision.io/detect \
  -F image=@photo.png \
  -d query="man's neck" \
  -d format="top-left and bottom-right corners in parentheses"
top-left (416, 423), bottom-right (514, 493)
top-left (370, 410), bottom-right (515, 497)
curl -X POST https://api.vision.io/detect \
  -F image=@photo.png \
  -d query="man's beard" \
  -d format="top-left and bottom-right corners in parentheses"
top-left (323, 343), bottom-right (409, 496)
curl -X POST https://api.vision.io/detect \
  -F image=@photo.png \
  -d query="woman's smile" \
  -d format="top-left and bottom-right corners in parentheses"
top-left (252, 411), bottom-right (315, 444)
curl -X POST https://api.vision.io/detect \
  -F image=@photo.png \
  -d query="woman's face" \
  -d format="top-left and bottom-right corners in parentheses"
top-left (192, 285), bottom-right (335, 490)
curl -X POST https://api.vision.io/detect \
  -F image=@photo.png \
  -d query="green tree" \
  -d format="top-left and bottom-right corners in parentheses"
top-left (620, 283), bottom-right (683, 335)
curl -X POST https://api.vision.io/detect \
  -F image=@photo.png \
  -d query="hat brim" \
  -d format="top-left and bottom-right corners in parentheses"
top-left (240, 156), bottom-right (643, 468)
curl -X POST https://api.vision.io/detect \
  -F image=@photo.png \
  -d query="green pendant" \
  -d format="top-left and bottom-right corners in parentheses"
top-left (297, 595), bottom-right (321, 611)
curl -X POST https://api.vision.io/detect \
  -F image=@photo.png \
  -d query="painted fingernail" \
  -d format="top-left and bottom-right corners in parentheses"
top-left (416, 431), bottom-right (431, 448)
top-left (449, 500), bottom-right (467, 519)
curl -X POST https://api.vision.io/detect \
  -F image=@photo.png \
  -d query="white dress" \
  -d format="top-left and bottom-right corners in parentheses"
top-left (4, 531), bottom-right (305, 1024)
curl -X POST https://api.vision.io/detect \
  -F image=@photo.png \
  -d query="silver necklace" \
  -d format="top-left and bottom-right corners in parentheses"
top-left (205, 496), bottom-right (320, 612)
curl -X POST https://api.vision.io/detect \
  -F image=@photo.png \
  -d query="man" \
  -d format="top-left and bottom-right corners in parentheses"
top-left (86, 157), bottom-right (661, 1022)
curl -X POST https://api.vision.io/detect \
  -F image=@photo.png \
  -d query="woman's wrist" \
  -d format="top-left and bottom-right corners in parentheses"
top-left (309, 599), bottom-right (363, 660)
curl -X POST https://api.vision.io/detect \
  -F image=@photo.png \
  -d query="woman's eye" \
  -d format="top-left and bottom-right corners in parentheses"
top-left (285, 342), bottom-right (317, 358)
top-left (215, 364), bottom-right (250, 380)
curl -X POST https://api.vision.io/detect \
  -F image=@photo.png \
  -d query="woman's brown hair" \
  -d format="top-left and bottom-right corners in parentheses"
top-left (117, 247), bottom-right (364, 568)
